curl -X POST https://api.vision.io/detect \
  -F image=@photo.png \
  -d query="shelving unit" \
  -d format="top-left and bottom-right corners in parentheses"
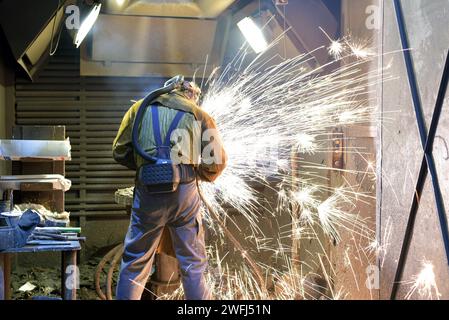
top-left (0, 126), bottom-right (71, 213)
top-left (0, 126), bottom-right (80, 300)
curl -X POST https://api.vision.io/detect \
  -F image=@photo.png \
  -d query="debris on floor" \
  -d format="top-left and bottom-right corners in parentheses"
top-left (11, 257), bottom-right (102, 300)
top-left (18, 282), bottom-right (36, 292)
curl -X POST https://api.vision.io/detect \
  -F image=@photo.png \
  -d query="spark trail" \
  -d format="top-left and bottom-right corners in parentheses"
top-left (404, 260), bottom-right (441, 300)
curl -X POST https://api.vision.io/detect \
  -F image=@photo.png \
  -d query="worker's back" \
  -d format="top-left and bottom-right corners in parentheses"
top-left (113, 80), bottom-right (226, 300)
top-left (138, 104), bottom-right (198, 166)
top-left (113, 90), bottom-right (227, 182)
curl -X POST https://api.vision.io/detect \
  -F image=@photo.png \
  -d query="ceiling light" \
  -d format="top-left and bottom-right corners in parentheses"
top-left (237, 17), bottom-right (268, 54)
top-left (74, 3), bottom-right (102, 48)
top-left (115, 0), bottom-right (126, 7)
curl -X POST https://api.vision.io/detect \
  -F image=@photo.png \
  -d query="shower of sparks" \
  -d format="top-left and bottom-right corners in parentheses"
top-left (404, 261), bottom-right (441, 300)
top-left (193, 30), bottom-right (383, 299)
top-left (162, 29), bottom-right (383, 300)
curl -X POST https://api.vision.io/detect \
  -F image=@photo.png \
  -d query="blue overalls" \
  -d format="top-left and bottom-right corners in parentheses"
top-left (116, 105), bottom-right (210, 300)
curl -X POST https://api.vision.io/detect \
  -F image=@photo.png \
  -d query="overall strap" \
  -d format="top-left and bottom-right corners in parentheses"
top-left (164, 111), bottom-right (185, 146)
top-left (151, 105), bottom-right (185, 147)
top-left (151, 105), bottom-right (163, 146)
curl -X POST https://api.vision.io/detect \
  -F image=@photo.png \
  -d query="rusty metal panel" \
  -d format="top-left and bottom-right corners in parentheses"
top-left (329, 126), bottom-right (378, 300)
top-left (380, 0), bottom-right (449, 299)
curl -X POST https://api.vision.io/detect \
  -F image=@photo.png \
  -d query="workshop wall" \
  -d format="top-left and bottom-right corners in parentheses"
top-left (0, 32), bottom-right (8, 176)
top-left (325, 0), bottom-right (381, 300)
top-left (0, 77), bottom-right (5, 176)
top-left (381, 0), bottom-right (449, 299)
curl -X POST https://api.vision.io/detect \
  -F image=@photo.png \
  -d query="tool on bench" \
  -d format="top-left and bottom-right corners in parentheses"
top-left (34, 227), bottom-right (81, 233)
top-left (30, 230), bottom-right (86, 242)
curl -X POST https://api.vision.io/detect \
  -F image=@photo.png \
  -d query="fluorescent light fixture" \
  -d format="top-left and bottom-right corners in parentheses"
top-left (74, 3), bottom-right (102, 48)
top-left (237, 17), bottom-right (268, 54)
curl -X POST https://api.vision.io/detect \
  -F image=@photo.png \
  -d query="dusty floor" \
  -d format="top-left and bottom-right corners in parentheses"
top-left (11, 257), bottom-right (118, 300)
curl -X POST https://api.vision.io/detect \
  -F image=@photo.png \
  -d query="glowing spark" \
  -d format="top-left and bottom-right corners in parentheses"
top-left (296, 133), bottom-right (316, 153)
top-left (328, 40), bottom-right (344, 59)
top-left (404, 261), bottom-right (441, 300)
top-left (366, 216), bottom-right (392, 267)
top-left (348, 40), bottom-right (374, 59)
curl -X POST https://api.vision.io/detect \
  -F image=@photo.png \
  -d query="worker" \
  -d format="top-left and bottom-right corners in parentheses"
top-left (112, 76), bottom-right (227, 300)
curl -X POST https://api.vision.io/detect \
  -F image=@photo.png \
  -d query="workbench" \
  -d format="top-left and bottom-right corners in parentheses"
top-left (0, 240), bottom-right (81, 300)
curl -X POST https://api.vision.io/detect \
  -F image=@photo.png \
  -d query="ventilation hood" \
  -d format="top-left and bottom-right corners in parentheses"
top-left (103, 0), bottom-right (237, 18)
top-left (0, 0), bottom-right (68, 80)
top-left (81, 0), bottom-right (239, 77)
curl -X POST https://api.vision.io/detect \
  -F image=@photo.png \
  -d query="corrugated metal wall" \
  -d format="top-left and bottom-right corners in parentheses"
top-left (14, 40), bottom-right (159, 219)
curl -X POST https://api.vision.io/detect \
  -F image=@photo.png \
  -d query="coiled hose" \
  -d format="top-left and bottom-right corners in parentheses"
top-left (95, 244), bottom-right (123, 300)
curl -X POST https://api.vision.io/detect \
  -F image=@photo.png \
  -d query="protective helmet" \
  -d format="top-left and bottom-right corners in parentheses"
top-left (165, 75), bottom-right (202, 104)
top-left (181, 80), bottom-right (202, 104)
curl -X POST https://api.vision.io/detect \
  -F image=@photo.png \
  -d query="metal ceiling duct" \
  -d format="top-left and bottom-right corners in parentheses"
top-left (0, 0), bottom-right (68, 80)
top-left (81, 0), bottom-right (338, 78)
top-left (81, 0), bottom-right (238, 77)
top-left (103, 0), bottom-right (237, 18)
top-left (81, 13), bottom-right (221, 77)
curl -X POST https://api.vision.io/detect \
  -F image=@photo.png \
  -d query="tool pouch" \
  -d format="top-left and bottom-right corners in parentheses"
top-left (138, 160), bottom-right (180, 194)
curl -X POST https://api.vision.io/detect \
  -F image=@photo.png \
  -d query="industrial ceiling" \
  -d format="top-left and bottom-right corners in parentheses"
top-left (81, 0), bottom-right (242, 77)
top-left (0, 0), bottom-right (339, 79)
top-left (102, 0), bottom-right (238, 18)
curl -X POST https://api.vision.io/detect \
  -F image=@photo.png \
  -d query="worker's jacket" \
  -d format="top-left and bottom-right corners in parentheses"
top-left (112, 91), bottom-right (227, 182)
